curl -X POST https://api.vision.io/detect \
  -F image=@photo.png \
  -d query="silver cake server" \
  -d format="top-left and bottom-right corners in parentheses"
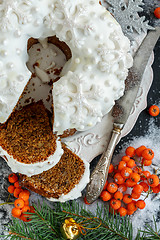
top-left (86, 27), bottom-right (160, 204)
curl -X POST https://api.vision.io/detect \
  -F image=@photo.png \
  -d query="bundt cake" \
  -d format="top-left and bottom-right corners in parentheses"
top-left (0, 0), bottom-right (133, 202)
top-left (0, 0), bottom-right (133, 135)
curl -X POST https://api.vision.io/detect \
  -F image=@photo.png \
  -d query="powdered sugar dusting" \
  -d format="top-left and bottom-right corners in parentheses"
top-left (112, 118), bottom-right (160, 237)
top-left (75, 120), bottom-right (160, 239)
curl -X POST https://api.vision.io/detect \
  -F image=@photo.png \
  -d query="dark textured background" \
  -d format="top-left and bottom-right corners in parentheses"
top-left (0, 0), bottom-right (160, 236)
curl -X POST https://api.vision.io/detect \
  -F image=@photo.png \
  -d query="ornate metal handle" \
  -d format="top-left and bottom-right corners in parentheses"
top-left (86, 123), bottom-right (124, 204)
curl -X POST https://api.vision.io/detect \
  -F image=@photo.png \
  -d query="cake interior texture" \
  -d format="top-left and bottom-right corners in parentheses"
top-left (0, 101), bottom-right (57, 164)
top-left (19, 144), bottom-right (85, 199)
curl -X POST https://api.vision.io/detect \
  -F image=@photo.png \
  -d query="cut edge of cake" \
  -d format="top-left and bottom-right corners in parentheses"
top-left (19, 144), bottom-right (90, 202)
top-left (0, 101), bottom-right (64, 176)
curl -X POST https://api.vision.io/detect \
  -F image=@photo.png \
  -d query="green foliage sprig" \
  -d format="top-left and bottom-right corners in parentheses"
top-left (2, 201), bottom-right (160, 240)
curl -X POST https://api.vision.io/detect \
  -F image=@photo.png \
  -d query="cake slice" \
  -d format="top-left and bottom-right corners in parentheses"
top-left (19, 143), bottom-right (89, 201)
top-left (0, 101), bottom-right (63, 176)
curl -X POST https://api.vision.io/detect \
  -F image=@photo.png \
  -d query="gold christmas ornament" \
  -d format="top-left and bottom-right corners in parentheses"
top-left (60, 218), bottom-right (81, 240)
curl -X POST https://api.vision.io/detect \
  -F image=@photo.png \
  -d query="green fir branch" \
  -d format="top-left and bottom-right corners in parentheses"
top-left (3, 201), bottom-right (160, 240)
top-left (4, 218), bottom-right (40, 240)
top-left (138, 216), bottom-right (160, 240)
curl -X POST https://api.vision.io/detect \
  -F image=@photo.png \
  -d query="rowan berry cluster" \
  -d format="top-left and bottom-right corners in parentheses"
top-left (8, 173), bottom-right (34, 221)
top-left (84, 145), bottom-right (160, 217)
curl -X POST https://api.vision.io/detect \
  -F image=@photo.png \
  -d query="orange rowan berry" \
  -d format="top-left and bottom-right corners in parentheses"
top-left (147, 174), bottom-right (159, 187)
top-left (129, 173), bottom-right (140, 183)
top-left (118, 184), bottom-right (127, 193)
top-left (131, 191), bottom-right (141, 199)
top-left (127, 159), bottom-right (136, 168)
top-left (123, 194), bottom-right (132, 204)
top-left (108, 164), bottom-right (114, 174)
top-left (8, 185), bottom-right (15, 194)
top-left (121, 156), bottom-right (130, 162)
top-left (121, 167), bottom-right (132, 179)
top-left (141, 171), bottom-right (151, 180)
top-left (136, 200), bottom-right (146, 209)
top-left (118, 207), bottom-right (127, 217)
top-left (114, 191), bottom-right (123, 201)
top-left (14, 181), bottom-right (20, 188)
top-left (84, 196), bottom-right (90, 205)
top-left (103, 180), bottom-right (108, 190)
top-left (23, 189), bottom-right (30, 195)
top-left (100, 190), bottom-right (111, 201)
top-left (110, 199), bottom-right (121, 210)
top-left (20, 213), bottom-right (31, 222)
top-left (125, 179), bottom-right (136, 187)
top-left (141, 148), bottom-right (154, 160)
top-left (24, 200), bottom-right (29, 206)
top-left (8, 173), bottom-right (18, 183)
top-left (21, 206), bottom-right (30, 213)
top-left (109, 206), bottom-right (117, 215)
top-left (149, 105), bottom-right (160, 116)
top-left (125, 146), bottom-right (135, 157)
top-left (118, 161), bottom-right (126, 171)
top-left (107, 182), bottom-right (118, 193)
top-left (135, 146), bottom-right (147, 157)
top-left (11, 208), bottom-right (22, 218)
top-left (139, 182), bottom-right (149, 192)
top-left (13, 187), bottom-right (23, 198)
top-left (127, 210), bottom-right (135, 215)
top-left (113, 165), bottom-right (120, 174)
top-left (133, 184), bottom-right (143, 194)
top-left (141, 158), bottom-right (152, 166)
top-left (30, 206), bottom-right (35, 213)
top-left (152, 185), bottom-right (160, 193)
top-left (133, 167), bottom-right (142, 174)
top-left (19, 190), bottom-right (30, 201)
top-left (127, 201), bottom-right (137, 211)
top-left (14, 199), bottom-right (25, 209)
top-left (114, 173), bottom-right (125, 184)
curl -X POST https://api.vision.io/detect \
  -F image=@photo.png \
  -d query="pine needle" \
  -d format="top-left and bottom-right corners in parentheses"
top-left (3, 201), bottom-right (160, 240)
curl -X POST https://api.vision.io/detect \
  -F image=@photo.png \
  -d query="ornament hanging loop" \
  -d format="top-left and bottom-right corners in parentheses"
top-left (60, 213), bottom-right (102, 240)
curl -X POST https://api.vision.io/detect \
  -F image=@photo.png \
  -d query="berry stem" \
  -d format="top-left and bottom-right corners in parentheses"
top-left (7, 193), bottom-right (11, 202)
top-left (144, 189), bottom-right (152, 201)
top-left (0, 202), bottom-right (14, 206)
top-left (154, 168), bottom-right (160, 175)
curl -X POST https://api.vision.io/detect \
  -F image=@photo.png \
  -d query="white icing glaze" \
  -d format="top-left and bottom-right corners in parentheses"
top-left (34, 66), bottom-right (50, 83)
top-left (50, 1), bottom-right (133, 133)
top-left (0, 139), bottom-right (63, 177)
top-left (0, 0), bottom-right (52, 123)
top-left (48, 156), bottom-right (90, 202)
top-left (0, 0), bottom-right (133, 134)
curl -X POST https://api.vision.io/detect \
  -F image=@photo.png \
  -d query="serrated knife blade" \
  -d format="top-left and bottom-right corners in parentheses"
top-left (86, 27), bottom-right (160, 204)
